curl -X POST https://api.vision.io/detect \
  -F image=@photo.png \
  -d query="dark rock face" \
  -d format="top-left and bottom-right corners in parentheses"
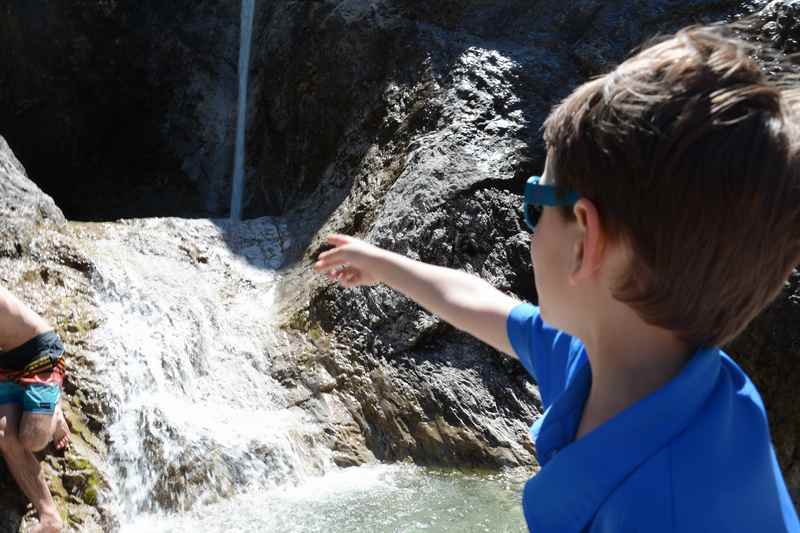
top-left (0, 0), bottom-right (243, 219)
top-left (248, 0), bottom-right (768, 217)
top-left (2, 0), bottom-right (761, 221)
top-left (747, 0), bottom-right (800, 53)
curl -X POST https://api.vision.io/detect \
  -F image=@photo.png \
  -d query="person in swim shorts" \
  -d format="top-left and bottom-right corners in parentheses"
top-left (0, 286), bottom-right (70, 533)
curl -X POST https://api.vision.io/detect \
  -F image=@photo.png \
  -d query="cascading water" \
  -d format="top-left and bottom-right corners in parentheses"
top-left (81, 217), bottom-right (331, 520)
top-left (229, 0), bottom-right (256, 221)
top-left (75, 216), bottom-right (528, 532)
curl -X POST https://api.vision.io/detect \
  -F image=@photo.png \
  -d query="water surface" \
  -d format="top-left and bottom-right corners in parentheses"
top-left (121, 464), bottom-right (529, 533)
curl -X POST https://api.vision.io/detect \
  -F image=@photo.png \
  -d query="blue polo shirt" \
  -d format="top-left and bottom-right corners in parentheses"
top-left (507, 303), bottom-right (799, 533)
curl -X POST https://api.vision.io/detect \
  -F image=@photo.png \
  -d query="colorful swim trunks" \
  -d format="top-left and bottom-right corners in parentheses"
top-left (0, 331), bottom-right (65, 415)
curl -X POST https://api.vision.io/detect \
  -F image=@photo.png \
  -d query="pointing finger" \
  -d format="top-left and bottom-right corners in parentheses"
top-left (326, 233), bottom-right (353, 247)
top-left (314, 254), bottom-right (350, 273)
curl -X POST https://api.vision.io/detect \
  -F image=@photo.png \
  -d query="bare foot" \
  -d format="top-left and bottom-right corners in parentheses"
top-left (52, 405), bottom-right (70, 451)
top-left (30, 514), bottom-right (63, 533)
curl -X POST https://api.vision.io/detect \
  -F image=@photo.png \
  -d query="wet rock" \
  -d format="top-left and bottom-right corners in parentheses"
top-left (746, 0), bottom-right (800, 53)
top-left (0, 136), bottom-right (64, 226)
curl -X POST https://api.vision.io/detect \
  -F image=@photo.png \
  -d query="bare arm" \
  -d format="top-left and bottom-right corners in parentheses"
top-left (313, 234), bottom-right (521, 357)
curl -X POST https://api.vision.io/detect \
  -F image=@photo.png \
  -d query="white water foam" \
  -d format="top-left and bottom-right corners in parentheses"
top-left (82, 217), bottom-right (332, 524)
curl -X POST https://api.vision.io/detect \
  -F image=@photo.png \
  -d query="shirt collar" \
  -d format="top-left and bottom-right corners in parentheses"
top-left (523, 346), bottom-right (722, 532)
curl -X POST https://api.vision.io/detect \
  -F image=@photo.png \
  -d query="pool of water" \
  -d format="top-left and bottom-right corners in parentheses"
top-left (120, 464), bottom-right (529, 533)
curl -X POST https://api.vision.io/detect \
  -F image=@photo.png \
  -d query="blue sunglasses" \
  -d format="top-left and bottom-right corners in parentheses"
top-left (523, 175), bottom-right (579, 230)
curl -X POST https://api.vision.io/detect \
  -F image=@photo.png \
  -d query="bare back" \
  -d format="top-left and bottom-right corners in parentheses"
top-left (0, 286), bottom-right (52, 351)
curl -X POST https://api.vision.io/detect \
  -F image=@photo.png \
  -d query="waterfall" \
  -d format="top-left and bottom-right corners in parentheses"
top-left (229, 0), bottom-right (256, 221)
top-left (83, 217), bottom-right (333, 522)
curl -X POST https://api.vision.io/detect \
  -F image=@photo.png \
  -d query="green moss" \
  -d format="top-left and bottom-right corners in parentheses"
top-left (58, 307), bottom-right (99, 337)
top-left (45, 468), bottom-right (72, 525)
top-left (66, 456), bottom-right (93, 471)
top-left (82, 484), bottom-right (98, 506)
top-left (286, 308), bottom-right (310, 332)
top-left (63, 410), bottom-right (95, 448)
top-left (48, 473), bottom-right (68, 500)
top-left (65, 455), bottom-right (104, 506)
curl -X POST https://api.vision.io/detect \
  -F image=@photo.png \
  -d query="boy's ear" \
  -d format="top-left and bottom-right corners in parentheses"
top-left (569, 198), bottom-right (606, 285)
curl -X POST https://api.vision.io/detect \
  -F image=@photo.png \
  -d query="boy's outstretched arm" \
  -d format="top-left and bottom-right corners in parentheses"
top-left (313, 234), bottom-right (520, 357)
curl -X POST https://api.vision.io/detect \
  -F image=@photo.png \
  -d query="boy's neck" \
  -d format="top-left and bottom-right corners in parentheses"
top-left (574, 310), bottom-right (692, 441)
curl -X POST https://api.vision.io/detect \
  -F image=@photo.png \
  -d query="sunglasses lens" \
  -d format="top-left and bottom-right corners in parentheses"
top-left (525, 203), bottom-right (542, 231)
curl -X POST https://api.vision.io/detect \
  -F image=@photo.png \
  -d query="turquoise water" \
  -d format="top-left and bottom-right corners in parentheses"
top-left (121, 464), bottom-right (530, 533)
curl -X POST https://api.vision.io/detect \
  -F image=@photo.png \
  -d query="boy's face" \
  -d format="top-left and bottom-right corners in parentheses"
top-left (530, 154), bottom-right (580, 329)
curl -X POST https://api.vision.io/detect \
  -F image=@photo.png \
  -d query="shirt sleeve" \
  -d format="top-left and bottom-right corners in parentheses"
top-left (506, 302), bottom-right (580, 408)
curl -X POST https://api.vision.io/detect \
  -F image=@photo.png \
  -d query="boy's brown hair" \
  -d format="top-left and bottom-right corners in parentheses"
top-left (543, 25), bottom-right (800, 348)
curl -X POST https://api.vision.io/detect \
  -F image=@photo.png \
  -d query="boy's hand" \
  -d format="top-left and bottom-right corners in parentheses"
top-left (0, 416), bottom-right (5, 438)
top-left (312, 232), bottom-right (520, 357)
top-left (313, 234), bottom-right (384, 288)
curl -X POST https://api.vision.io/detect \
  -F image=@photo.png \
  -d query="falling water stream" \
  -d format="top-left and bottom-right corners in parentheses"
top-left (229, 0), bottom-right (255, 221)
top-left (75, 216), bottom-right (527, 532)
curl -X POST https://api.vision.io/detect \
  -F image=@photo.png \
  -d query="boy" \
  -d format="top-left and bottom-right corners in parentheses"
top-left (314, 25), bottom-right (800, 532)
top-left (0, 286), bottom-right (70, 533)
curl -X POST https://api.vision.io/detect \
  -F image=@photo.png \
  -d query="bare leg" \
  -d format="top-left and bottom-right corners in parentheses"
top-left (18, 401), bottom-right (70, 452)
top-left (0, 404), bottom-right (63, 533)
top-left (19, 410), bottom-right (58, 453)
top-left (51, 402), bottom-right (70, 451)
